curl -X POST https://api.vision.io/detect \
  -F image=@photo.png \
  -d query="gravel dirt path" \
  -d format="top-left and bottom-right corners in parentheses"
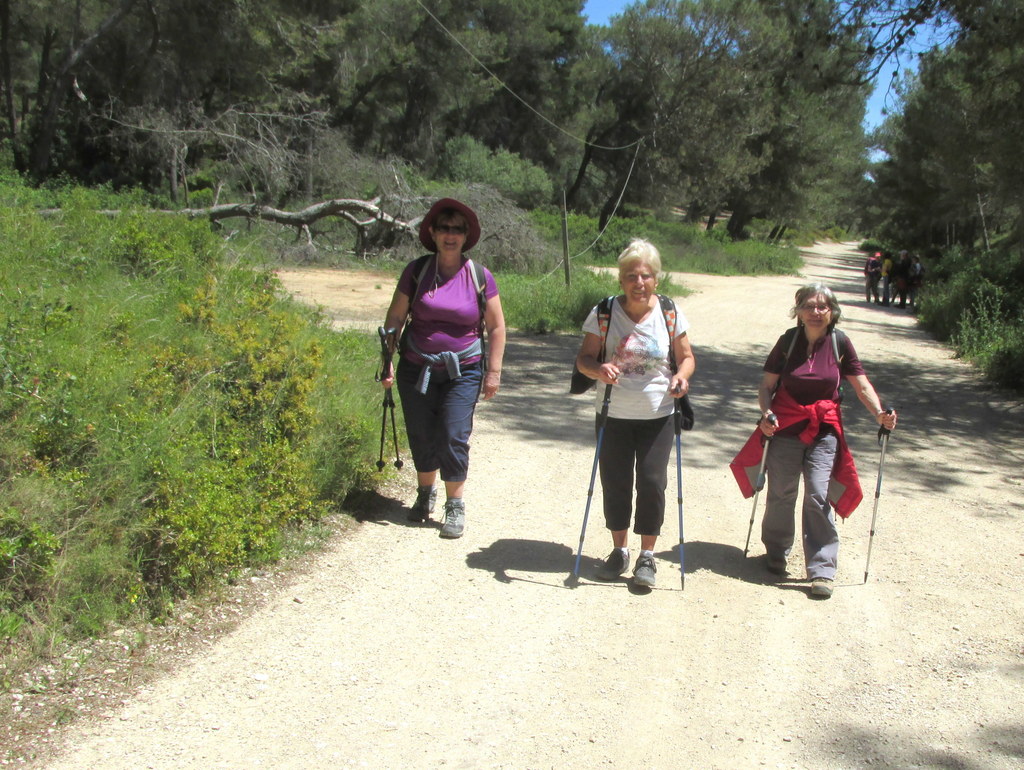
top-left (35, 242), bottom-right (1024, 769)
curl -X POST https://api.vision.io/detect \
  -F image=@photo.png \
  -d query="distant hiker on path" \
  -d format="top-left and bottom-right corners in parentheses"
top-left (881, 252), bottom-right (895, 305)
top-left (730, 283), bottom-right (897, 599)
top-left (893, 250), bottom-right (913, 309)
top-left (864, 251), bottom-right (882, 304)
top-left (380, 198), bottom-right (506, 539)
top-left (575, 239), bottom-right (696, 588)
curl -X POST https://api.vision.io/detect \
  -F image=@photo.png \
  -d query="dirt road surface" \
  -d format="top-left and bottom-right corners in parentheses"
top-left (39, 243), bottom-right (1024, 769)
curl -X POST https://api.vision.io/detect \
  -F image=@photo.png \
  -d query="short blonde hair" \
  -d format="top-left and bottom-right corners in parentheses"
top-left (617, 239), bottom-right (662, 278)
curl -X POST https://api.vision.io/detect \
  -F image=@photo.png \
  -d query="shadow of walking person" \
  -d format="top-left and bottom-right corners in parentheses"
top-left (664, 540), bottom-right (803, 586)
top-left (466, 539), bottom-right (576, 585)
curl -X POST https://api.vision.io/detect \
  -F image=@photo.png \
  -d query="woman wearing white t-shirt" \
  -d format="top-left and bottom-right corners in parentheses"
top-left (574, 240), bottom-right (696, 588)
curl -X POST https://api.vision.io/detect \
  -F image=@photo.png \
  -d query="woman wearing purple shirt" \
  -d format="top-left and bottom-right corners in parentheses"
top-left (381, 199), bottom-right (506, 539)
top-left (756, 283), bottom-right (897, 598)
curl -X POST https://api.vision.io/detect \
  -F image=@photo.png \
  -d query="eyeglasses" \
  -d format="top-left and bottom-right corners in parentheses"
top-left (434, 224), bottom-right (467, 234)
top-left (799, 303), bottom-right (831, 313)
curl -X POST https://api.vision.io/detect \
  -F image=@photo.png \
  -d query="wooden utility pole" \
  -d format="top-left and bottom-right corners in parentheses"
top-left (561, 190), bottom-right (571, 287)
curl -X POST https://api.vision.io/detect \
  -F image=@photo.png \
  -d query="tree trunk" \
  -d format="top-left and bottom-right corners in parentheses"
top-left (0, 0), bottom-right (24, 170)
top-left (565, 142), bottom-right (595, 208)
top-left (28, 0), bottom-right (141, 181)
top-left (169, 145), bottom-right (179, 204)
top-left (727, 205), bottom-right (750, 239)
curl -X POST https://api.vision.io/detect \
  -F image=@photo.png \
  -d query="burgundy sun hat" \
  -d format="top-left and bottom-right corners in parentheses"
top-left (418, 198), bottom-right (481, 252)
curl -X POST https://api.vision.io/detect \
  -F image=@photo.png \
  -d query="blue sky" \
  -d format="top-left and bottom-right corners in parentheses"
top-left (581, 0), bottom-right (894, 131)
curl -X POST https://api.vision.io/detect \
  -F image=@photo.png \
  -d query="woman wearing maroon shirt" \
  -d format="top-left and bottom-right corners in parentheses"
top-left (755, 283), bottom-right (897, 598)
top-left (381, 199), bottom-right (506, 539)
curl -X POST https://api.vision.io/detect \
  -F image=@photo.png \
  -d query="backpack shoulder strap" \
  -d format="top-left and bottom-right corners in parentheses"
top-left (782, 326), bottom-right (800, 361)
top-left (595, 295), bottom-right (615, 360)
top-left (658, 294), bottom-right (678, 370)
top-left (465, 258), bottom-right (487, 319)
top-left (409, 254), bottom-right (434, 304)
top-left (831, 328), bottom-right (846, 366)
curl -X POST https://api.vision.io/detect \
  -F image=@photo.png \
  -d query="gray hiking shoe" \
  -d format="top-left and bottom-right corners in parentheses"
top-left (407, 485), bottom-right (436, 522)
top-left (596, 549), bottom-right (629, 581)
top-left (439, 499), bottom-right (465, 539)
top-left (633, 554), bottom-right (657, 588)
top-left (810, 577), bottom-right (834, 599)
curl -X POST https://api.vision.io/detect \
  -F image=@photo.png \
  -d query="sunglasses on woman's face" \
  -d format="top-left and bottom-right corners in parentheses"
top-left (434, 224), bottom-right (467, 234)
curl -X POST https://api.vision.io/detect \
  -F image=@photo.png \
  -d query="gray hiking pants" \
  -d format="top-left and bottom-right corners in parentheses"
top-left (761, 432), bottom-right (839, 580)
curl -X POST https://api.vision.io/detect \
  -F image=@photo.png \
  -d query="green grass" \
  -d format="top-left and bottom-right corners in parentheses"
top-left (0, 177), bottom-right (385, 658)
top-left (497, 268), bottom-right (688, 334)
top-left (530, 208), bottom-right (802, 276)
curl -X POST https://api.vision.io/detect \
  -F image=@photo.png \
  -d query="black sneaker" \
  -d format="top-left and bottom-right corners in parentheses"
top-left (407, 486), bottom-right (436, 522)
top-left (439, 500), bottom-right (465, 539)
top-left (596, 549), bottom-right (629, 581)
top-left (632, 554), bottom-right (657, 588)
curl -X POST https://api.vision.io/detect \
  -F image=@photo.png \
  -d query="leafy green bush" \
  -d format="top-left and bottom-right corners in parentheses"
top-left (0, 509), bottom-right (59, 628)
top-left (441, 136), bottom-right (553, 209)
top-left (858, 238), bottom-right (886, 254)
top-left (916, 246), bottom-right (1024, 392)
top-left (0, 176), bottom-right (383, 643)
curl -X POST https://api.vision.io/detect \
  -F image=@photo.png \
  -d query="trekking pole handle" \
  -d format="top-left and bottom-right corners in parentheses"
top-left (877, 407), bottom-right (894, 440)
top-left (376, 326), bottom-right (397, 381)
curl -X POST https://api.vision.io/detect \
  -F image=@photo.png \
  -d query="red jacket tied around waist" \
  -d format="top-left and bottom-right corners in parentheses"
top-left (729, 386), bottom-right (863, 518)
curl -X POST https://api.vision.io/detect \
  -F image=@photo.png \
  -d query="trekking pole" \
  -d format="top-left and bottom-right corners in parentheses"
top-left (572, 383), bottom-right (613, 579)
top-left (863, 409), bottom-right (894, 583)
top-left (673, 392), bottom-right (686, 591)
top-left (374, 327), bottom-right (403, 471)
top-left (743, 415), bottom-right (777, 557)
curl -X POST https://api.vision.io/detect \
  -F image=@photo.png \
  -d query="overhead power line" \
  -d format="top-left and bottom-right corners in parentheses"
top-left (414, 0), bottom-right (644, 153)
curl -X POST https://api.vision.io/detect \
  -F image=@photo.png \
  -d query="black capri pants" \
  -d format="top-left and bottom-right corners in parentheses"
top-left (597, 414), bottom-right (673, 536)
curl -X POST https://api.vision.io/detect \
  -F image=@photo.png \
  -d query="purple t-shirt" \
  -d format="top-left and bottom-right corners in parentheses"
top-left (764, 328), bottom-right (865, 435)
top-left (398, 256), bottom-right (498, 366)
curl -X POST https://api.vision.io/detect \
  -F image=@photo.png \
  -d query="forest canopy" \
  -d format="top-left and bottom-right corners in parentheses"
top-left (1, 0), bottom-right (1019, 255)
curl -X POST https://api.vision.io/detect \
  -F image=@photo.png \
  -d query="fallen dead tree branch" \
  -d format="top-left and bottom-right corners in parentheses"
top-left (37, 197), bottom-right (420, 255)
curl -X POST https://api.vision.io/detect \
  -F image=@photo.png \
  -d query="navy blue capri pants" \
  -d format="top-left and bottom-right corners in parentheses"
top-left (396, 358), bottom-right (482, 483)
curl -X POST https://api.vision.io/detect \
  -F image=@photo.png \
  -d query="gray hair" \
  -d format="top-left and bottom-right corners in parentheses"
top-left (790, 282), bottom-right (842, 328)
top-left (617, 239), bottom-right (662, 278)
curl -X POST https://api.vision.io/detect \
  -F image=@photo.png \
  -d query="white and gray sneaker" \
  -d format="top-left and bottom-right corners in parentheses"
top-left (632, 554), bottom-right (657, 588)
top-left (439, 499), bottom-right (465, 539)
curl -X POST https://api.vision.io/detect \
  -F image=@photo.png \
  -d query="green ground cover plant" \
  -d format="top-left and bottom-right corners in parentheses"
top-left (0, 179), bottom-right (383, 659)
top-left (915, 246), bottom-right (1024, 391)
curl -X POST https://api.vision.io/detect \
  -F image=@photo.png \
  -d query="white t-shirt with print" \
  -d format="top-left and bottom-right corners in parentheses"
top-left (582, 297), bottom-right (689, 420)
